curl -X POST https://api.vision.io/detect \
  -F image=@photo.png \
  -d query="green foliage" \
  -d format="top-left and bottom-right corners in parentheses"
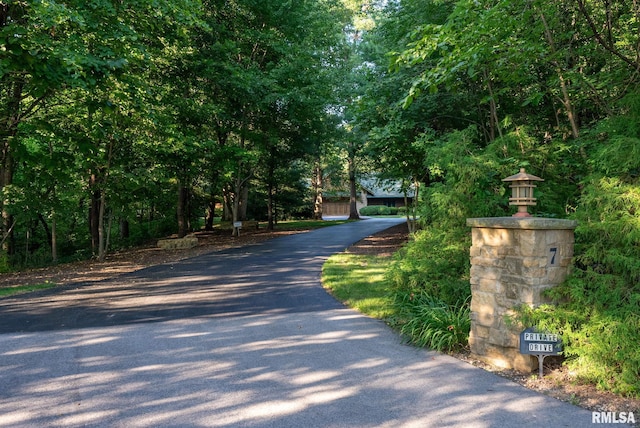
top-left (322, 228), bottom-right (470, 353)
top-left (510, 98), bottom-right (640, 397)
top-left (387, 227), bottom-right (470, 307)
top-left (359, 205), bottom-right (398, 216)
top-left (0, 281), bottom-right (59, 298)
top-left (0, 0), bottom-right (352, 267)
top-left (348, 0), bottom-right (640, 398)
top-left (515, 303), bottom-right (640, 397)
top-left (394, 290), bottom-right (470, 352)
top-left (567, 106), bottom-right (640, 395)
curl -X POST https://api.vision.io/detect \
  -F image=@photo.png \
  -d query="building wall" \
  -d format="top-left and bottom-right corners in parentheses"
top-left (323, 201), bottom-right (349, 216)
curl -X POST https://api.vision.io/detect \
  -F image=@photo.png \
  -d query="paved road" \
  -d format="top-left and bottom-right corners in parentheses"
top-left (0, 219), bottom-right (625, 427)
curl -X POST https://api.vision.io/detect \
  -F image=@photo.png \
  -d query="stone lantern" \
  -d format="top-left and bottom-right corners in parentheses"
top-left (502, 168), bottom-right (544, 217)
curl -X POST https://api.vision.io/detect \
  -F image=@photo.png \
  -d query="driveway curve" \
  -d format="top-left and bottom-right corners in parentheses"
top-left (0, 219), bottom-right (623, 427)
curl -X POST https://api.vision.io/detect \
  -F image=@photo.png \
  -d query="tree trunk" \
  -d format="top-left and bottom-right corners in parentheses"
top-left (267, 181), bottom-right (275, 231)
top-left (239, 184), bottom-right (249, 221)
top-left (267, 153), bottom-right (276, 230)
top-left (51, 214), bottom-right (57, 263)
top-left (177, 181), bottom-right (188, 238)
top-left (408, 178), bottom-right (421, 234)
top-left (0, 154), bottom-right (14, 256)
top-left (232, 179), bottom-right (242, 237)
top-left (98, 190), bottom-right (106, 261)
top-left (483, 69), bottom-right (502, 141)
top-left (348, 157), bottom-right (360, 220)
top-left (89, 175), bottom-right (101, 256)
top-left (539, 11), bottom-right (580, 138)
top-left (0, 77), bottom-right (23, 258)
top-left (104, 206), bottom-right (113, 260)
top-left (205, 200), bottom-right (216, 231)
top-left (312, 162), bottom-right (323, 220)
top-left (119, 218), bottom-right (129, 239)
top-left (231, 168), bottom-right (251, 237)
top-left (222, 189), bottom-right (232, 222)
top-left (37, 213), bottom-right (52, 248)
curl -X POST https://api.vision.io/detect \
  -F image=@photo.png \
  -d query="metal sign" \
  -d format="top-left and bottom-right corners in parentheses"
top-left (519, 327), bottom-right (562, 355)
top-left (520, 327), bottom-right (563, 377)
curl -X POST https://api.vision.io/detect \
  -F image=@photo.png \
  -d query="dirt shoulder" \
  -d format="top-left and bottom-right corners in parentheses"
top-left (0, 227), bottom-right (304, 289)
top-left (0, 222), bottom-right (409, 290)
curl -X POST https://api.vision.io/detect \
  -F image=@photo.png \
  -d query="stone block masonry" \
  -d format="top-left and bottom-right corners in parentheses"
top-left (466, 217), bottom-right (577, 372)
top-left (157, 234), bottom-right (199, 250)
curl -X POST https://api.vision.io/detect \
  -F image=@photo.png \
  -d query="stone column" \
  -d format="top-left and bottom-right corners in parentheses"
top-left (466, 217), bottom-right (577, 372)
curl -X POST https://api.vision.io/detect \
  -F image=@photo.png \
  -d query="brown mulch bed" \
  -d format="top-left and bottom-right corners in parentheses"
top-left (345, 222), bottom-right (409, 257)
top-left (1, 220), bottom-right (638, 418)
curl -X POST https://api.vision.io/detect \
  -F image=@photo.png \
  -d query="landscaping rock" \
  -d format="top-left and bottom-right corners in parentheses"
top-left (157, 234), bottom-right (198, 250)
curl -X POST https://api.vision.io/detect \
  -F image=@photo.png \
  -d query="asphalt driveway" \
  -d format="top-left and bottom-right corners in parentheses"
top-left (0, 218), bottom-right (624, 427)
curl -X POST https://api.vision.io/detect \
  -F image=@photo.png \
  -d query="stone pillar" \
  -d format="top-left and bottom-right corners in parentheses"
top-left (466, 217), bottom-right (577, 372)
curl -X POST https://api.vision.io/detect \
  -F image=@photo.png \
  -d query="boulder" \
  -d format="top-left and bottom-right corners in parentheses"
top-left (157, 234), bottom-right (198, 250)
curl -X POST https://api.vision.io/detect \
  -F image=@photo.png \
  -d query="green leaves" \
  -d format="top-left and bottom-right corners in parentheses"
top-left (395, 290), bottom-right (470, 352)
top-left (0, 0), bottom-right (355, 263)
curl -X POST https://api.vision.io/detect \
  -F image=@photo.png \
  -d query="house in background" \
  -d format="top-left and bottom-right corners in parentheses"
top-left (322, 177), bottom-right (414, 217)
top-left (360, 177), bottom-right (414, 209)
top-left (322, 191), bottom-right (361, 217)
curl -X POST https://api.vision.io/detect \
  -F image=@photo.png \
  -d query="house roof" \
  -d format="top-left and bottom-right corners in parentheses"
top-left (320, 175), bottom-right (415, 199)
top-left (360, 177), bottom-right (414, 199)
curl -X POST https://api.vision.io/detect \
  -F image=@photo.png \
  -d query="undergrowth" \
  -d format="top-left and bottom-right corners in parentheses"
top-left (386, 226), bottom-right (472, 352)
top-left (511, 105), bottom-right (640, 398)
top-left (394, 290), bottom-right (470, 352)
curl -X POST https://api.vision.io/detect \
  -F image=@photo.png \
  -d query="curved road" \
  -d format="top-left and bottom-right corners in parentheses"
top-left (0, 219), bottom-right (621, 427)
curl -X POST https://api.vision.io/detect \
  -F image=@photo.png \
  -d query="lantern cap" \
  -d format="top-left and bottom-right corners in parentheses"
top-left (502, 168), bottom-right (544, 183)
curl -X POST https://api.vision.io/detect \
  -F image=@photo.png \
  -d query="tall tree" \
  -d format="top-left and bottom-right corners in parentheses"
top-left (1, 0), bottom-right (202, 261)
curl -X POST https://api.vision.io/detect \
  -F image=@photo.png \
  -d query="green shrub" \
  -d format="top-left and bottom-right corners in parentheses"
top-left (514, 301), bottom-right (640, 397)
top-left (383, 122), bottom-right (640, 396)
top-left (386, 227), bottom-right (470, 307)
top-left (385, 219), bottom-right (472, 353)
top-left (394, 290), bottom-right (470, 352)
top-left (358, 206), bottom-right (377, 216)
top-left (359, 205), bottom-right (398, 216)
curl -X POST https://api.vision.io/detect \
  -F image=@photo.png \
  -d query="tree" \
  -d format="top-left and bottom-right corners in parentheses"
top-left (1, 0), bottom-right (202, 262)
top-left (165, 0), bottom-right (351, 235)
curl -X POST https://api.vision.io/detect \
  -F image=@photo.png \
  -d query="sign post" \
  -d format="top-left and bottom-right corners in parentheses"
top-left (519, 327), bottom-right (562, 377)
top-left (233, 221), bottom-right (243, 236)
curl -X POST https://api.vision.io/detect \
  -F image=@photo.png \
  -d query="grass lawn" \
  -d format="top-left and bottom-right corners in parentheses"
top-left (0, 282), bottom-right (59, 298)
top-left (321, 253), bottom-right (396, 320)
